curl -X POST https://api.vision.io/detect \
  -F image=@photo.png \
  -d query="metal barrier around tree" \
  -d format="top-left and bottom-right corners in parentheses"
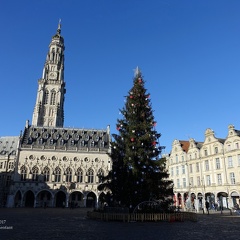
top-left (87, 211), bottom-right (198, 222)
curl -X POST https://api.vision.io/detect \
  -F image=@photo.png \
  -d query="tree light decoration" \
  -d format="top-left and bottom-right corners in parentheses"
top-left (97, 68), bottom-right (173, 213)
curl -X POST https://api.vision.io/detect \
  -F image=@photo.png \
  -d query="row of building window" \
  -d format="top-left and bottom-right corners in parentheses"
top-left (20, 166), bottom-right (104, 183)
top-left (171, 155), bottom-right (240, 176)
top-left (27, 155), bottom-right (101, 163)
top-left (173, 144), bottom-right (240, 164)
top-left (0, 161), bottom-right (14, 170)
top-left (175, 172), bottom-right (236, 188)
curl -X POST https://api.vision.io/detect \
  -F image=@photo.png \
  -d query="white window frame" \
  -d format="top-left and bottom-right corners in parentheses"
top-left (228, 156), bottom-right (233, 168)
top-left (206, 175), bottom-right (211, 186)
top-left (205, 160), bottom-right (209, 171)
top-left (230, 172), bottom-right (235, 184)
top-left (217, 173), bottom-right (222, 185)
top-left (183, 178), bottom-right (186, 188)
top-left (215, 158), bottom-right (220, 169)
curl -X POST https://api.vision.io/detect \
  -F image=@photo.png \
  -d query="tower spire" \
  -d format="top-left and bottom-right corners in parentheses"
top-left (57, 19), bottom-right (61, 34)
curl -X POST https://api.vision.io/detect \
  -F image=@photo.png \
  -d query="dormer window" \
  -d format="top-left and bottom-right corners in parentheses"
top-left (60, 139), bottom-right (64, 146)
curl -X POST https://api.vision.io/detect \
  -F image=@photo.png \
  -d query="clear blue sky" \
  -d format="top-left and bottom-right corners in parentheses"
top-left (1, 0), bottom-right (240, 153)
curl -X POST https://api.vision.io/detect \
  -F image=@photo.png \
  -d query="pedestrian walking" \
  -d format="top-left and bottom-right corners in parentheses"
top-left (206, 201), bottom-right (210, 215)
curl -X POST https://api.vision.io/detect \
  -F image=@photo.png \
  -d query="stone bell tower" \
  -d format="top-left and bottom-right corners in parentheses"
top-left (32, 20), bottom-right (66, 127)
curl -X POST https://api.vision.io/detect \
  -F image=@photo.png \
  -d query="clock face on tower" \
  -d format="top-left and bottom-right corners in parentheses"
top-left (49, 72), bottom-right (57, 79)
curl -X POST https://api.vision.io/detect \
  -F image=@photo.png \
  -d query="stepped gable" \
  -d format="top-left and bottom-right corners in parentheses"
top-left (21, 126), bottom-right (110, 150)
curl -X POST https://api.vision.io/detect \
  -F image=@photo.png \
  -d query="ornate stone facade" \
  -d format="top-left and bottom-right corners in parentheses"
top-left (9, 125), bottom-right (111, 208)
top-left (5, 22), bottom-right (112, 208)
top-left (167, 125), bottom-right (240, 212)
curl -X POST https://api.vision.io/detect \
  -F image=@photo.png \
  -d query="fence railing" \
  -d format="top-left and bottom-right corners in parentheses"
top-left (87, 211), bottom-right (197, 222)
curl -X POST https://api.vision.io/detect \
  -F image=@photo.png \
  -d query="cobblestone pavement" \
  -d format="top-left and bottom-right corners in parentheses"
top-left (0, 208), bottom-right (239, 240)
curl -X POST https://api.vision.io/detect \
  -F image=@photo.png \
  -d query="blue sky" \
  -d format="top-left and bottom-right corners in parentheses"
top-left (1, 0), bottom-right (240, 153)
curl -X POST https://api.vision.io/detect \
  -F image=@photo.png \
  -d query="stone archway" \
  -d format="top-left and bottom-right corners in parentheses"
top-left (231, 191), bottom-right (239, 207)
top-left (36, 190), bottom-right (52, 208)
top-left (177, 193), bottom-right (182, 208)
top-left (205, 192), bottom-right (215, 209)
top-left (197, 192), bottom-right (203, 210)
top-left (69, 191), bottom-right (83, 208)
top-left (55, 191), bottom-right (66, 208)
top-left (86, 192), bottom-right (96, 208)
top-left (217, 192), bottom-right (228, 209)
top-left (98, 192), bottom-right (109, 209)
top-left (14, 190), bottom-right (22, 207)
top-left (190, 193), bottom-right (196, 209)
top-left (24, 190), bottom-right (35, 207)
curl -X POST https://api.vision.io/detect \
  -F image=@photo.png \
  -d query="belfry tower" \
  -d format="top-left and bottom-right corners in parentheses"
top-left (32, 20), bottom-right (66, 127)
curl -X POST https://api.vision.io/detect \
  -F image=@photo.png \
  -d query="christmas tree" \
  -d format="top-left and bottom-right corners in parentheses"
top-left (98, 67), bottom-right (173, 212)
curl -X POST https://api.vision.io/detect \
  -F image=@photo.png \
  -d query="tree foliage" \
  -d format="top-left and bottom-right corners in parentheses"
top-left (98, 68), bottom-right (173, 212)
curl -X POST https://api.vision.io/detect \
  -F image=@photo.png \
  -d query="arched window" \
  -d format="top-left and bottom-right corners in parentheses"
top-left (54, 167), bottom-right (61, 182)
top-left (76, 168), bottom-right (83, 183)
top-left (97, 169), bottom-right (104, 183)
top-left (87, 168), bottom-right (94, 183)
top-left (65, 167), bottom-right (72, 182)
top-left (32, 166), bottom-right (39, 181)
top-left (43, 167), bottom-right (50, 182)
top-left (20, 166), bottom-right (27, 181)
top-left (50, 90), bottom-right (56, 105)
top-left (44, 90), bottom-right (49, 104)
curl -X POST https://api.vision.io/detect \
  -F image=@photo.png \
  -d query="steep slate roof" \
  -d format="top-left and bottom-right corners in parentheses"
top-left (217, 138), bottom-right (225, 144)
top-left (0, 136), bottom-right (19, 156)
top-left (235, 129), bottom-right (240, 136)
top-left (194, 141), bottom-right (203, 149)
top-left (21, 126), bottom-right (110, 151)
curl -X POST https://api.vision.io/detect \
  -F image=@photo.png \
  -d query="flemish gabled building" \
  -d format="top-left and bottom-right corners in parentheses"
top-left (0, 137), bottom-right (20, 207)
top-left (167, 125), bottom-right (240, 211)
top-left (6, 22), bottom-right (112, 208)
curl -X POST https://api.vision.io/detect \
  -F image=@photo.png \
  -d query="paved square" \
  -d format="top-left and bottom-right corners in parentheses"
top-left (0, 208), bottom-right (240, 240)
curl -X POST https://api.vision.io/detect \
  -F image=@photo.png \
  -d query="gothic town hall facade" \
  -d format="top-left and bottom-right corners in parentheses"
top-left (0, 23), bottom-right (112, 208)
